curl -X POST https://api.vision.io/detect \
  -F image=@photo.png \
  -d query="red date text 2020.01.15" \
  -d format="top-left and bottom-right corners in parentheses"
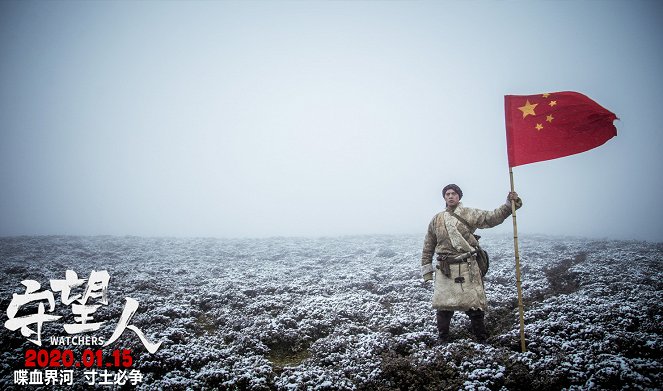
top-left (25, 349), bottom-right (133, 368)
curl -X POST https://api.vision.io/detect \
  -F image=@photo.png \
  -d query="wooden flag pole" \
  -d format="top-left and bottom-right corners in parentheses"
top-left (509, 168), bottom-right (527, 353)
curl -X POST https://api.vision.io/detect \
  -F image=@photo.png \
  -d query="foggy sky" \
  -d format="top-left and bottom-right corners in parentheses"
top-left (1, 0), bottom-right (662, 242)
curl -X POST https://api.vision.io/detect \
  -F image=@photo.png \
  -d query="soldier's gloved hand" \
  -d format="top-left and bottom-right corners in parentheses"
top-left (506, 191), bottom-right (523, 209)
top-left (423, 272), bottom-right (433, 282)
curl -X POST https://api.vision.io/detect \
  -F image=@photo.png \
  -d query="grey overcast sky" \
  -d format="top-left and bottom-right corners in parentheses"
top-left (1, 0), bottom-right (662, 242)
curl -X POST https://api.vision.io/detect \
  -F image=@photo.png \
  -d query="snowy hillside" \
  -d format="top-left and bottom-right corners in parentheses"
top-left (0, 235), bottom-right (661, 390)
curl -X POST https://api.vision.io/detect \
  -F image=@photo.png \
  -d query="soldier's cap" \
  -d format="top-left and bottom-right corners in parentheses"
top-left (442, 184), bottom-right (462, 199)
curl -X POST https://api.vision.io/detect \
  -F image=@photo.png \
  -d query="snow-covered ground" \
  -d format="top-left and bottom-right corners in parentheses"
top-left (1, 234), bottom-right (661, 390)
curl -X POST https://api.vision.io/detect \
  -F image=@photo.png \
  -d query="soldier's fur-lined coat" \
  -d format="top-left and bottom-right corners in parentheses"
top-left (421, 200), bottom-right (522, 311)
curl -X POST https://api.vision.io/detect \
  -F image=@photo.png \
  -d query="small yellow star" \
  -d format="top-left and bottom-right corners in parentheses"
top-left (518, 100), bottom-right (538, 118)
top-left (546, 114), bottom-right (554, 123)
top-left (535, 123), bottom-right (543, 131)
top-left (549, 100), bottom-right (557, 107)
top-left (542, 93), bottom-right (550, 98)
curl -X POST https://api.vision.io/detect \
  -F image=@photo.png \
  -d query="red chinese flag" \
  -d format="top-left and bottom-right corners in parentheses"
top-left (505, 91), bottom-right (617, 167)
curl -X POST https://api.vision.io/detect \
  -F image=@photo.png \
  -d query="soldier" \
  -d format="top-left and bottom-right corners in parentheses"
top-left (421, 184), bottom-right (521, 343)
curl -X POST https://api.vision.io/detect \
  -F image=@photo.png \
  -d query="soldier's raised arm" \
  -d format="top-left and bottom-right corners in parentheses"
top-left (466, 192), bottom-right (523, 229)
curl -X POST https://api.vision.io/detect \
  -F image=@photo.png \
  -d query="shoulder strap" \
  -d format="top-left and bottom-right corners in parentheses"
top-left (450, 211), bottom-right (471, 230)
top-left (451, 211), bottom-right (481, 241)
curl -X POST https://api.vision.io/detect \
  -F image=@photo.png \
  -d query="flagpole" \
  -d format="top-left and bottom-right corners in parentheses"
top-left (509, 167), bottom-right (527, 353)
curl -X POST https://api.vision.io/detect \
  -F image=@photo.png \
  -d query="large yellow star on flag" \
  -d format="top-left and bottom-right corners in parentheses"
top-left (518, 100), bottom-right (538, 118)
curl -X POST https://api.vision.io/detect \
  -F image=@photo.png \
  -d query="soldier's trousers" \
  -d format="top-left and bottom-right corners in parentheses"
top-left (436, 309), bottom-right (488, 342)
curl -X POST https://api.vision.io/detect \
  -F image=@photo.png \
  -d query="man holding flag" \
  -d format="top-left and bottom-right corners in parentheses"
top-left (421, 185), bottom-right (522, 344)
top-left (421, 91), bottom-right (617, 349)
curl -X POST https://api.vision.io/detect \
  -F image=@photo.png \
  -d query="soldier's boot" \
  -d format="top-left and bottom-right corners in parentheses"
top-left (436, 310), bottom-right (454, 344)
top-left (467, 309), bottom-right (488, 343)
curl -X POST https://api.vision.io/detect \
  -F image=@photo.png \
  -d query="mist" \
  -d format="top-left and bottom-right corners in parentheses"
top-left (1, 0), bottom-right (662, 242)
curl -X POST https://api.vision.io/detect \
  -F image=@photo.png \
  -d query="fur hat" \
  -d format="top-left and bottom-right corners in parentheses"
top-left (442, 184), bottom-right (463, 199)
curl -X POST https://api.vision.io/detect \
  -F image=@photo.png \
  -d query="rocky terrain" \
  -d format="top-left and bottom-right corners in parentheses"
top-left (1, 234), bottom-right (661, 390)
